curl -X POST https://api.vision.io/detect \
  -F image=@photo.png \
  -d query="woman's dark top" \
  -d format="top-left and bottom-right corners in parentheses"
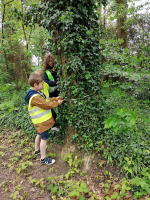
top-left (43, 66), bottom-right (59, 97)
top-left (43, 67), bottom-right (57, 86)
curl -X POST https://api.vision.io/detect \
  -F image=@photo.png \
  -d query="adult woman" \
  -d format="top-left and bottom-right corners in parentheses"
top-left (42, 53), bottom-right (59, 97)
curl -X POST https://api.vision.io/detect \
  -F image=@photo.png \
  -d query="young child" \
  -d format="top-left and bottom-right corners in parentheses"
top-left (34, 69), bottom-right (59, 132)
top-left (24, 74), bottom-right (63, 165)
top-left (42, 53), bottom-right (59, 97)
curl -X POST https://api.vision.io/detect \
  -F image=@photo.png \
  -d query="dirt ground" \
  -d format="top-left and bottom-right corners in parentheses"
top-left (0, 129), bottom-right (148, 200)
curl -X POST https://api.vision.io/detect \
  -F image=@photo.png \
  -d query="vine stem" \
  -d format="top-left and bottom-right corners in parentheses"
top-left (62, 187), bottom-right (69, 194)
top-left (64, 94), bottom-right (91, 101)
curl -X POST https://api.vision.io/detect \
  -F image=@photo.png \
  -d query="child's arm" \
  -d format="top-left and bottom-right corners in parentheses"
top-left (31, 96), bottom-right (59, 110)
top-left (50, 96), bottom-right (63, 102)
top-left (50, 97), bottom-right (57, 102)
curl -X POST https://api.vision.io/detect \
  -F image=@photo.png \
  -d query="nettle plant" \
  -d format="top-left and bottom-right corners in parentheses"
top-left (103, 108), bottom-right (150, 175)
top-left (23, 0), bottom-right (106, 149)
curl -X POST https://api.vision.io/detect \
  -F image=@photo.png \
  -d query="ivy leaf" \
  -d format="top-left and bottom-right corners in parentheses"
top-left (131, 177), bottom-right (141, 186)
top-left (81, 65), bottom-right (85, 70)
top-left (87, 30), bottom-right (93, 35)
top-left (130, 118), bottom-right (136, 126)
top-left (104, 118), bottom-right (113, 129)
top-left (125, 187), bottom-right (131, 190)
top-left (113, 126), bottom-right (119, 132)
top-left (80, 182), bottom-right (87, 189)
top-left (112, 119), bottom-right (119, 128)
top-left (79, 196), bottom-right (85, 200)
top-left (57, 188), bottom-right (64, 195)
top-left (85, 74), bottom-right (91, 79)
top-left (69, 190), bottom-right (76, 196)
top-left (68, 40), bottom-right (73, 45)
top-left (78, 187), bottom-right (83, 193)
top-left (51, 186), bottom-right (58, 193)
top-left (83, 188), bottom-right (89, 193)
top-left (68, 158), bottom-right (72, 166)
top-left (45, 20), bottom-right (51, 27)
top-left (111, 192), bottom-right (120, 200)
top-left (117, 109), bottom-right (126, 117)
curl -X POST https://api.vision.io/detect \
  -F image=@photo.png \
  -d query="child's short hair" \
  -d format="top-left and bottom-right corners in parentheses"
top-left (28, 74), bottom-right (43, 87)
top-left (34, 69), bottom-right (43, 77)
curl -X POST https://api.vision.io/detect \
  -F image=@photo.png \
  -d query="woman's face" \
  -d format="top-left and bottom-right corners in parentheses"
top-left (47, 59), bottom-right (54, 67)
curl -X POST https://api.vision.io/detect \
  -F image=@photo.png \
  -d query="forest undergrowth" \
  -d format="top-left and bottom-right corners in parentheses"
top-left (1, 0), bottom-right (150, 199)
top-left (0, 128), bottom-right (150, 200)
top-left (1, 80), bottom-right (150, 199)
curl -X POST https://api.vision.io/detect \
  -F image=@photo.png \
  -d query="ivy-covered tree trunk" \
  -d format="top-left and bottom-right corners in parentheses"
top-left (33, 0), bottom-right (105, 150)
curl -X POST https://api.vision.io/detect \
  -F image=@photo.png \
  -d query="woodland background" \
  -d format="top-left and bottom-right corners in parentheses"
top-left (0, 0), bottom-right (150, 199)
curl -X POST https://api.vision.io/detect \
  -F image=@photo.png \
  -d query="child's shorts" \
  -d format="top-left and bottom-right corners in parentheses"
top-left (37, 130), bottom-right (49, 140)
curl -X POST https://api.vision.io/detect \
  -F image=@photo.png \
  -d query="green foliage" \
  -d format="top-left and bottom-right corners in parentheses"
top-left (0, 151), bottom-right (5, 157)
top-left (9, 191), bottom-right (19, 200)
top-left (16, 161), bottom-right (32, 174)
top-left (63, 153), bottom-right (84, 179)
top-left (23, 0), bottom-right (105, 150)
top-left (29, 177), bottom-right (46, 190)
top-left (0, 0), bottom-right (51, 91)
top-left (1, 4), bottom-right (150, 200)
top-left (8, 175), bottom-right (28, 200)
top-left (101, 87), bottom-right (150, 175)
top-left (47, 152), bottom-right (57, 158)
top-left (63, 153), bottom-right (83, 168)
top-left (97, 42), bottom-right (148, 173)
top-left (131, 168), bottom-right (150, 199)
top-left (0, 89), bottom-right (37, 140)
top-left (99, 35), bottom-right (150, 175)
top-left (100, 166), bottom-right (150, 199)
top-left (47, 154), bottom-right (99, 199)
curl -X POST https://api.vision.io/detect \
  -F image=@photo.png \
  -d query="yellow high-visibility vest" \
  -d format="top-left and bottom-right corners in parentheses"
top-left (46, 70), bottom-right (54, 81)
top-left (42, 82), bottom-right (50, 100)
top-left (45, 70), bottom-right (57, 93)
top-left (28, 94), bottom-right (52, 124)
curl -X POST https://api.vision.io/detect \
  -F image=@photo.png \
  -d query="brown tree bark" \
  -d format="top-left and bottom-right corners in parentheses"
top-left (20, 0), bottom-right (32, 78)
top-left (116, 0), bottom-right (127, 48)
top-left (1, 0), bottom-right (14, 82)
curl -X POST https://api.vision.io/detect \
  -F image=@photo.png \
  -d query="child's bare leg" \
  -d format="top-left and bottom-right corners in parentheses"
top-left (40, 139), bottom-right (47, 159)
top-left (35, 134), bottom-right (41, 151)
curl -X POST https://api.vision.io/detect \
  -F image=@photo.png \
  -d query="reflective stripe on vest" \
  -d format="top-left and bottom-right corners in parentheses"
top-left (28, 94), bottom-right (52, 124)
top-left (46, 70), bottom-right (54, 81)
top-left (29, 107), bottom-right (41, 114)
top-left (30, 109), bottom-right (51, 119)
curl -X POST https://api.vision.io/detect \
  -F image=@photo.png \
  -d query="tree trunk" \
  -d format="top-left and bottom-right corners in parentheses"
top-left (116, 0), bottom-right (127, 48)
top-left (1, 0), bottom-right (15, 82)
